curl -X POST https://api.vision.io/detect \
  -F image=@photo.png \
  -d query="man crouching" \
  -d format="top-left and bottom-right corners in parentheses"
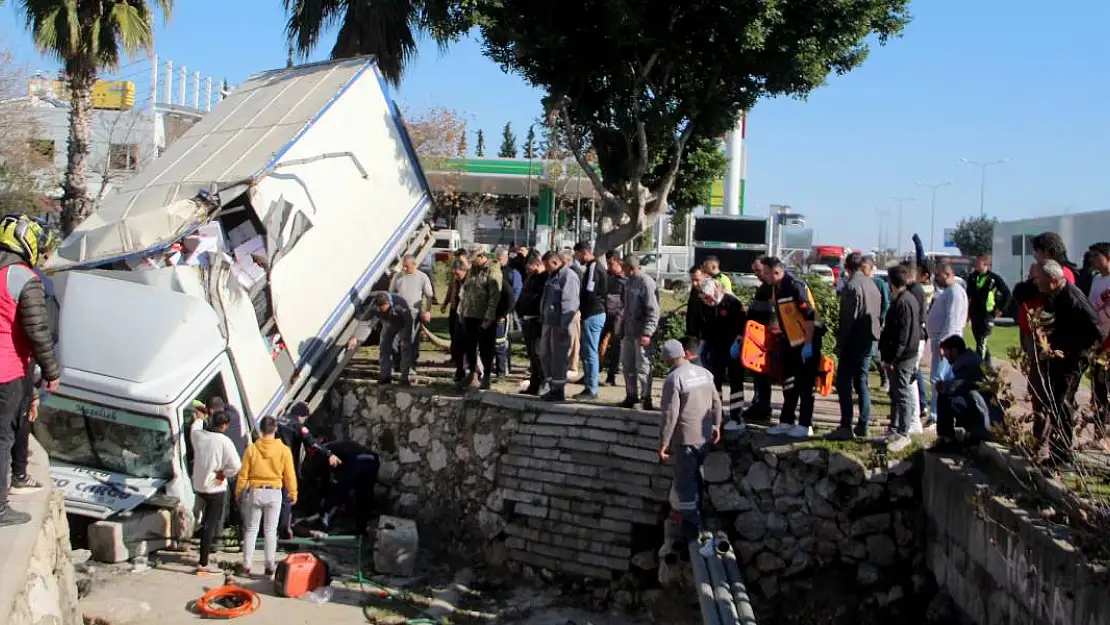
top-left (658, 339), bottom-right (721, 542)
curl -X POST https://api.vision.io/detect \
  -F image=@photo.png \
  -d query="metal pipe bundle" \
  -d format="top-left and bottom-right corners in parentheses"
top-left (687, 532), bottom-right (760, 625)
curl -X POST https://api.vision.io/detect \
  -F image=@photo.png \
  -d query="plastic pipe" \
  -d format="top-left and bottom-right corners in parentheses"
top-left (688, 538), bottom-right (725, 625)
top-left (705, 537), bottom-right (741, 623)
top-left (716, 531), bottom-right (759, 625)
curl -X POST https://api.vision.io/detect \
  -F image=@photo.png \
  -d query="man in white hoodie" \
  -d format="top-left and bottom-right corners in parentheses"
top-left (925, 262), bottom-right (968, 420)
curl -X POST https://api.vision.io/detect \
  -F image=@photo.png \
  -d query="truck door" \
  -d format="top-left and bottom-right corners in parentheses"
top-left (180, 354), bottom-right (251, 476)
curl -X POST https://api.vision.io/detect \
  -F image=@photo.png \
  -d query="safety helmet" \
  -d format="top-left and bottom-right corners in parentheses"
top-left (0, 214), bottom-right (58, 267)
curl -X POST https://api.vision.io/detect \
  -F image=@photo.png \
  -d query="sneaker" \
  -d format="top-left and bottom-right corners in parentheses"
top-left (618, 397), bottom-right (639, 409)
top-left (853, 423), bottom-right (869, 438)
top-left (521, 385), bottom-right (541, 396)
top-left (767, 423), bottom-right (795, 435)
top-left (573, 390), bottom-right (598, 401)
top-left (263, 566), bottom-right (276, 578)
top-left (479, 376), bottom-right (492, 391)
top-left (786, 425), bottom-right (813, 438)
top-left (907, 422), bottom-right (924, 435)
top-left (642, 398), bottom-right (655, 411)
top-left (0, 507), bottom-right (31, 527)
top-left (886, 434), bottom-right (912, 453)
top-left (195, 563), bottom-right (222, 575)
top-left (723, 421), bottom-right (747, 434)
top-left (10, 475), bottom-right (43, 494)
top-left (824, 427), bottom-right (854, 441)
top-left (742, 406), bottom-right (772, 423)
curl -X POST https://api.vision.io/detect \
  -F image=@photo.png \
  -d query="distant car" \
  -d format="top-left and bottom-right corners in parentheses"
top-left (733, 273), bottom-right (762, 288)
top-left (806, 264), bottom-right (835, 284)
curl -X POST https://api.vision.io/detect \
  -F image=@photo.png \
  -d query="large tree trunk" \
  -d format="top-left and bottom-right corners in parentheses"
top-left (60, 65), bottom-right (96, 237)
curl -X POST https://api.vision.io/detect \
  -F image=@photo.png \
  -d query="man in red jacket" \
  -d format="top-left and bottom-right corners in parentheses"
top-left (0, 215), bottom-right (60, 527)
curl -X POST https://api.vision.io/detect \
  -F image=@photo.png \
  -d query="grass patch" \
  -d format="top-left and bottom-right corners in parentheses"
top-left (962, 324), bottom-right (1020, 363)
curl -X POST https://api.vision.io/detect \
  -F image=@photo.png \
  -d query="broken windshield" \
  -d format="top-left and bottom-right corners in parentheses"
top-left (33, 395), bottom-right (175, 479)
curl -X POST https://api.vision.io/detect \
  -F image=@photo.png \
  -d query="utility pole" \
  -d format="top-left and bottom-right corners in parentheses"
top-left (960, 157), bottom-right (1008, 216)
top-left (892, 197), bottom-right (915, 256)
top-left (876, 208), bottom-right (889, 253)
top-left (916, 181), bottom-right (952, 253)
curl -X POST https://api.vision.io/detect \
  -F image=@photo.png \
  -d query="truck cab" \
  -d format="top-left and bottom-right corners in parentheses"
top-left (34, 57), bottom-right (434, 550)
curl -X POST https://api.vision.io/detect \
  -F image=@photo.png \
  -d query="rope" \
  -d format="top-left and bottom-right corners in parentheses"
top-left (194, 585), bottom-right (261, 619)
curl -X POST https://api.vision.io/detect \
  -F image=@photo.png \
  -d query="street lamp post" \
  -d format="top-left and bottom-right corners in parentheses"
top-left (916, 180), bottom-right (952, 253)
top-left (892, 197), bottom-right (915, 256)
top-left (960, 157), bottom-right (1008, 216)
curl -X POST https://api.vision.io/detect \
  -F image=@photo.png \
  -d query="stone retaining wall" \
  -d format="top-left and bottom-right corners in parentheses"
top-left (923, 452), bottom-right (1110, 625)
top-left (702, 438), bottom-right (925, 601)
top-left (1, 439), bottom-right (81, 625)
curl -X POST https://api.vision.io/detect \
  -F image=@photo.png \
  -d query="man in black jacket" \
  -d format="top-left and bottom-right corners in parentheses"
top-left (277, 401), bottom-right (341, 538)
top-left (574, 242), bottom-right (608, 400)
top-left (602, 252), bottom-right (626, 386)
top-left (930, 335), bottom-right (1000, 453)
top-left (0, 215), bottom-right (59, 526)
top-left (686, 265), bottom-right (707, 364)
top-left (742, 257), bottom-right (774, 422)
top-left (965, 254), bottom-right (1011, 366)
top-left (493, 247), bottom-right (521, 379)
top-left (515, 253), bottom-right (548, 395)
top-left (697, 279), bottom-right (747, 428)
top-left (1030, 259), bottom-right (1103, 465)
top-left (879, 265), bottom-right (921, 453)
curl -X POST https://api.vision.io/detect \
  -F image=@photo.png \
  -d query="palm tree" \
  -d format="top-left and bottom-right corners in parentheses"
top-left (283, 0), bottom-right (457, 86)
top-left (18, 0), bottom-right (172, 236)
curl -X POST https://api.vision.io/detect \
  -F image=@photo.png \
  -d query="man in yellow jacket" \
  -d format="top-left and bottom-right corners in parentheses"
top-left (236, 417), bottom-right (297, 577)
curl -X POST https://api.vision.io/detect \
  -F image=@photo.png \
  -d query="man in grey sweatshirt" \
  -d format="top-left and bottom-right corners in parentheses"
top-left (828, 252), bottom-right (882, 440)
top-left (620, 256), bottom-right (661, 409)
top-left (389, 255), bottom-right (436, 369)
top-left (926, 262), bottom-right (968, 418)
top-left (539, 251), bottom-right (581, 402)
top-left (658, 339), bottom-right (721, 541)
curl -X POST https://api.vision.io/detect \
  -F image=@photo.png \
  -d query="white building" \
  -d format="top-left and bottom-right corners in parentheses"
top-left (0, 66), bottom-right (213, 207)
top-left (992, 209), bottom-right (1110, 285)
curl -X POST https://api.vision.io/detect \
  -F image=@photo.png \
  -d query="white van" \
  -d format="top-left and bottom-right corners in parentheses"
top-left (35, 57), bottom-right (433, 536)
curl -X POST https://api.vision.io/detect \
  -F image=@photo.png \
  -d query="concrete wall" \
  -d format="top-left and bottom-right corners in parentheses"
top-left (329, 381), bottom-right (671, 579)
top-left (0, 439), bottom-right (81, 625)
top-left (923, 452), bottom-right (1110, 625)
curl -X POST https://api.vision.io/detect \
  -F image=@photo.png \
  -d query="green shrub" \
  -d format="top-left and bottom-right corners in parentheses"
top-left (651, 308), bottom-right (688, 376)
top-left (798, 273), bottom-right (839, 358)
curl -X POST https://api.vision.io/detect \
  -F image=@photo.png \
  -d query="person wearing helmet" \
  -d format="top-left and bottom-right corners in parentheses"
top-left (8, 217), bottom-right (61, 499)
top-left (0, 214), bottom-right (60, 526)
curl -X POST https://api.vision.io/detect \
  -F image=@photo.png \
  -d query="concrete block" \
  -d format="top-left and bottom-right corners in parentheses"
top-left (374, 515), bottom-right (419, 577)
top-left (88, 509), bottom-right (172, 563)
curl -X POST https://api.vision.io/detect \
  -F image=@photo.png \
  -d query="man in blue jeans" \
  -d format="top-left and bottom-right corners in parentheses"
top-left (658, 339), bottom-right (721, 541)
top-left (573, 242), bottom-right (608, 400)
top-left (827, 252), bottom-right (882, 440)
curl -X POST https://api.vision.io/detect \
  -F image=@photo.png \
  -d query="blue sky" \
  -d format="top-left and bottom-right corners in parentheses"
top-left (3, 0), bottom-right (1108, 252)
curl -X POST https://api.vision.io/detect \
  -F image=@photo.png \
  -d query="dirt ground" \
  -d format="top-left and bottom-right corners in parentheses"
top-left (77, 545), bottom-right (678, 625)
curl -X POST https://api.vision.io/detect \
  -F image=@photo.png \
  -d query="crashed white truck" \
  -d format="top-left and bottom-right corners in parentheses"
top-left (34, 57), bottom-right (433, 557)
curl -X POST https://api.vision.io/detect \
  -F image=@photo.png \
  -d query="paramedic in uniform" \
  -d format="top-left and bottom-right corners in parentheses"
top-left (658, 339), bottom-right (721, 541)
top-left (762, 257), bottom-right (826, 439)
top-left (697, 279), bottom-right (747, 433)
top-left (619, 256), bottom-right (661, 410)
top-left (0, 215), bottom-right (59, 527)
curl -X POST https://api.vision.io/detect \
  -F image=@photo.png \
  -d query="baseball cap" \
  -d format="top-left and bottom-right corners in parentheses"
top-left (661, 339), bottom-right (685, 361)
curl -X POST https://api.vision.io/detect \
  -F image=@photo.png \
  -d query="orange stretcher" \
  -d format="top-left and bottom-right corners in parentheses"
top-left (743, 320), bottom-right (836, 394)
top-left (741, 320), bottom-right (771, 374)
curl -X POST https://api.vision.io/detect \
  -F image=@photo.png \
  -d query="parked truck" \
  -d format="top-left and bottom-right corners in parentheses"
top-left (33, 57), bottom-right (434, 548)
